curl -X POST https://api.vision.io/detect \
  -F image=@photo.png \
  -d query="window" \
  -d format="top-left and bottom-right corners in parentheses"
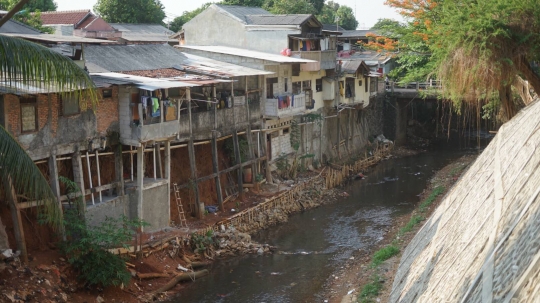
top-left (302, 80), bottom-right (311, 90)
top-left (305, 89), bottom-right (314, 109)
top-left (370, 77), bottom-right (378, 93)
top-left (345, 78), bottom-right (355, 98)
top-left (62, 93), bottom-right (80, 115)
top-left (20, 97), bottom-right (37, 132)
top-left (292, 81), bottom-right (302, 94)
top-left (266, 77), bottom-right (278, 98)
top-left (101, 88), bottom-right (112, 98)
top-left (316, 78), bottom-right (323, 92)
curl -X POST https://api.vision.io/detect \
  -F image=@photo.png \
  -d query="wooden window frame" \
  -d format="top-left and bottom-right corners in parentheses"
top-left (101, 88), bottom-right (113, 98)
top-left (62, 93), bottom-right (80, 116)
top-left (20, 97), bottom-right (38, 133)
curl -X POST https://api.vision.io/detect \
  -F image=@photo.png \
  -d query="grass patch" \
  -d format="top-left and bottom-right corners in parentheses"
top-left (398, 214), bottom-right (425, 236)
top-left (358, 276), bottom-right (382, 303)
top-left (419, 186), bottom-right (445, 212)
top-left (449, 164), bottom-right (466, 177)
top-left (371, 245), bottom-right (400, 267)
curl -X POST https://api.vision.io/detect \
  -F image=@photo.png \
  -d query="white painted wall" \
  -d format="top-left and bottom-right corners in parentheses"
top-left (182, 5), bottom-right (300, 54)
top-left (292, 70), bottom-right (327, 112)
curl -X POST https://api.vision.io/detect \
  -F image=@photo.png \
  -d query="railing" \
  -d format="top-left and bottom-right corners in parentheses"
top-left (387, 80), bottom-right (443, 92)
top-left (265, 93), bottom-right (306, 118)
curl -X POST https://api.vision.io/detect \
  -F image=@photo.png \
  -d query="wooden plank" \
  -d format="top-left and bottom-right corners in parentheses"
top-left (4, 177), bottom-right (27, 263)
top-left (211, 133), bottom-right (224, 210)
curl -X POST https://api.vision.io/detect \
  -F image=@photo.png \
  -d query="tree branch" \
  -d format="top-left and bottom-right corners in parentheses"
top-left (0, 0), bottom-right (30, 28)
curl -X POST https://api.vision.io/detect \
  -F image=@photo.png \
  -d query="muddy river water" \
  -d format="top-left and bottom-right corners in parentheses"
top-left (172, 150), bottom-right (472, 303)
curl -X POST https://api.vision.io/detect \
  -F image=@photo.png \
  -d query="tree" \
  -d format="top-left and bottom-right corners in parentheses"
top-left (94, 0), bottom-right (166, 24)
top-left (385, 0), bottom-right (540, 119)
top-left (0, 0), bottom-right (56, 11)
top-left (264, 0), bottom-right (315, 15)
top-left (316, 1), bottom-right (358, 30)
top-left (0, 0), bottom-right (97, 260)
top-left (335, 5), bottom-right (357, 30)
top-left (168, 2), bottom-right (212, 33)
top-left (0, 0), bottom-right (56, 33)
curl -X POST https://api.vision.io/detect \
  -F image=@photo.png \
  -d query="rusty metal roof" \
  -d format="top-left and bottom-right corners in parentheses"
top-left (178, 45), bottom-right (317, 64)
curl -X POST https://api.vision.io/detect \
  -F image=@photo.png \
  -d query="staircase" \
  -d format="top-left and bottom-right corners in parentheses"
top-left (173, 183), bottom-right (188, 228)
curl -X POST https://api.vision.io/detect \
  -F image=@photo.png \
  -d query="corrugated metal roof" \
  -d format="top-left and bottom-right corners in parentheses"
top-left (246, 14), bottom-right (312, 26)
top-left (322, 24), bottom-right (345, 33)
top-left (178, 45), bottom-right (317, 63)
top-left (340, 59), bottom-right (369, 75)
top-left (90, 72), bottom-right (197, 90)
top-left (110, 23), bottom-right (175, 42)
top-left (85, 44), bottom-right (272, 77)
top-left (85, 44), bottom-right (186, 72)
top-left (214, 4), bottom-right (271, 24)
top-left (177, 52), bottom-right (274, 77)
top-left (340, 30), bottom-right (379, 38)
top-left (1, 33), bottom-right (114, 43)
top-left (0, 19), bottom-right (41, 34)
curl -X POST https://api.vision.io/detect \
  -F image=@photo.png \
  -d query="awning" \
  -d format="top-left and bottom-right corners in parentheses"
top-left (178, 45), bottom-right (317, 64)
top-left (90, 72), bottom-right (198, 89)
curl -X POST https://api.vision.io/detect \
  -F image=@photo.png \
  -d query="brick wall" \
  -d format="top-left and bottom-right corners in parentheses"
top-left (271, 131), bottom-right (293, 160)
top-left (96, 86), bottom-right (119, 135)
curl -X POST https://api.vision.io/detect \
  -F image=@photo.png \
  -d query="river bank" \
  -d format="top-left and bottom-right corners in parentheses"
top-left (0, 146), bottom-right (393, 303)
top-left (331, 153), bottom-right (478, 303)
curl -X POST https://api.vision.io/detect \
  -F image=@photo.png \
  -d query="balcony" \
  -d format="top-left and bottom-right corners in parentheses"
top-left (292, 50), bottom-right (336, 71)
top-left (126, 99), bottom-right (180, 143)
top-left (265, 93), bottom-right (306, 118)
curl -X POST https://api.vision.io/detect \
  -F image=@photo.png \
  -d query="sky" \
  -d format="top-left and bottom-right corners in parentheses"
top-left (54, 0), bottom-right (403, 29)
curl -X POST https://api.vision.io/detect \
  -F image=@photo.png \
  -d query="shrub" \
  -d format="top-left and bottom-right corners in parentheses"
top-left (59, 177), bottom-right (147, 287)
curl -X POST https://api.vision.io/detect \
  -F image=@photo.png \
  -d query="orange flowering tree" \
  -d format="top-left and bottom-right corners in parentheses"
top-left (379, 0), bottom-right (540, 119)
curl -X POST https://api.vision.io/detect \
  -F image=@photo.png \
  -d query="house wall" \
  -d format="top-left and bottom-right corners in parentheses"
top-left (338, 75), bottom-right (372, 108)
top-left (292, 70), bottom-right (327, 112)
top-left (182, 5), bottom-right (299, 54)
top-left (2, 88), bottom-right (119, 160)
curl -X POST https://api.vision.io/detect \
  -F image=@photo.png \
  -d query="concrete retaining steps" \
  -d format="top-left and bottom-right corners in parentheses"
top-left (390, 100), bottom-right (540, 302)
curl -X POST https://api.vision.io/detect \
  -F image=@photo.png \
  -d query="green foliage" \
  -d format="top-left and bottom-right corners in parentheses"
top-left (0, 0), bottom-right (56, 11)
top-left (316, 1), bottom-right (358, 30)
top-left (418, 186), bottom-right (445, 213)
top-left (190, 230), bottom-right (217, 254)
top-left (290, 120), bottom-right (301, 152)
top-left (265, 0), bottom-right (315, 15)
top-left (358, 275), bottom-right (382, 303)
top-left (398, 214), bottom-right (424, 236)
top-left (371, 245), bottom-right (399, 267)
top-left (94, 0), bottom-right (166, 24)
top-left (0, 0), bottom-right (55, 33)
top-left (224, 136), bottom-right (249, 164)
top-left (60, 176), bottom-right (148, 288)
top-left (169, 2), bottom-right (212, 33)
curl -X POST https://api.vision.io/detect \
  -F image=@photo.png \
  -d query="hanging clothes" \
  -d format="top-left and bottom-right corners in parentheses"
top-left (151, 97), bottom-right (160, 117)
top-left (306, 40), bottom-right (311, 51)
top-left (299, 40), bottom-right (303, 50)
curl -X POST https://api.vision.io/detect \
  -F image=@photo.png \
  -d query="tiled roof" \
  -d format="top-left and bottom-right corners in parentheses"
top-left (246, 14), bottom-right (313, 26)
top-left (214, 4), bottom-right (270, 23)
top-left (39, 10), bottom-right (91, 25)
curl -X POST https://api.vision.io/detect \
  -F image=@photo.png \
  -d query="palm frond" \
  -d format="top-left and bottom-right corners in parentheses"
top-left (0, 34), bottom-right (97, 109)
top-left (0, 125), bottom-right (62, 230)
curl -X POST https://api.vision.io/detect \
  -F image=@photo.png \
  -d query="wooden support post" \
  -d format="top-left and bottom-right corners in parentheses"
top-left (155, 143), bottom-right (163, 179)
top-left (263, 129), bottom-right (272, 184)
top-left (71, 151), bottom-right (86, 215)
top-left (211, 133), bottom-right (223, 210)
top-left (233, 131), bottom-right (244, 200)
top-left (85, 151), bottom-right (94, 205)
top-left (187, 89), bottom-right (201, 219)
top-left (4, 178), bottom-right (27, 263)
top-left (164, 140), bottom-right (171, 225)
top-left (95, 150), bottom-right (102, 202)
top-left (245, 76), bottom-right (257, 184)
top-left (48, 155), bottom-right (65, 240)
top-left (114, 146), bottom-right (125, 197)
top-left (337, 112), bottom-right (341, 159)
top-left (136, 146), bottom-right (144, 229)
top-left (212, 85), bottom-right (217, 130)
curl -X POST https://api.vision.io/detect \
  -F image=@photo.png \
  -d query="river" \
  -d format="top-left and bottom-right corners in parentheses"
top-left (171, 149), bottom-right (473, 303)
